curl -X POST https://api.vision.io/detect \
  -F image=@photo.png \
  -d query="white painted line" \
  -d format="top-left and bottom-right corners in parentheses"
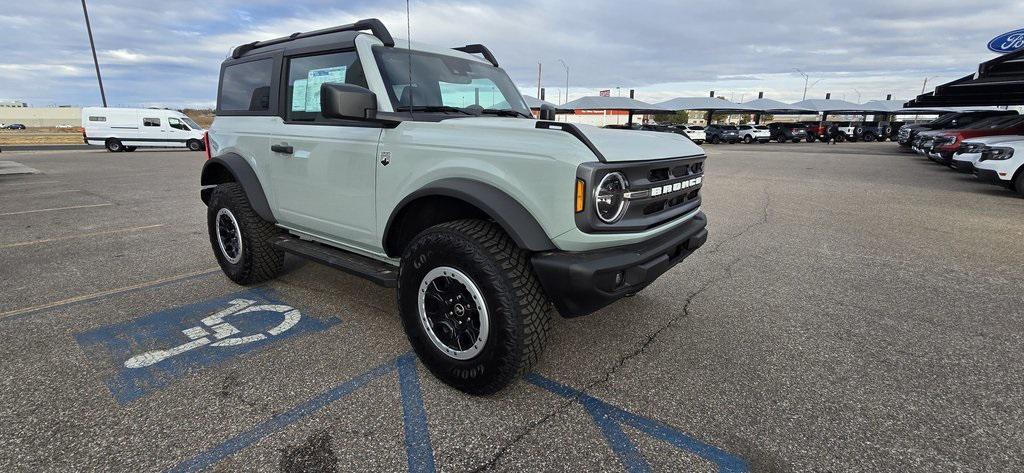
top-left (0, 224), bottom-right (166, 249)
top-left (13, 189), bottom-right (84, 198)
top-left (0, 267), bottom-right (221, 321)
top-left (0, 202), bottom-right (112, 216)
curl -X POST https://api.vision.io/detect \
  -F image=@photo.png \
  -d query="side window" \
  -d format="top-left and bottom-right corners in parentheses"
top-left (88, 116), bottom-right (106, 122)
top-left (143, 117), bottom-right (161, 127)
top-left (219, 58), bottom-right (274, 112)
top-left (168, 117), bottom-right (189, 131)
top-left (285, 51), bottom-right (365, 122)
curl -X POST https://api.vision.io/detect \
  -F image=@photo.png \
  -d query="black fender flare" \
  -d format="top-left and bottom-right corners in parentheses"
top-left (384, 178), bottom-right (556, 256)
top-left (200, 153), bottom-right (276, 223)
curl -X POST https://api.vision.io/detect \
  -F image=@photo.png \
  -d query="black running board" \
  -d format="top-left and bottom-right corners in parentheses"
top-left (270, 235), bottom-right (398, 288)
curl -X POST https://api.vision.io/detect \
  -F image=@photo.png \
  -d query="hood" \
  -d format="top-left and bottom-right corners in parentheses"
top-left (436, 117), bottom-right (704, 162)
top-left (963, 134), bottom-right (1024, 145)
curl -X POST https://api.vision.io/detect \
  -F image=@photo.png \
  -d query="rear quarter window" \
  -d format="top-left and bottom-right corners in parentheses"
top-left (219, 58), bottom-right (274, 112)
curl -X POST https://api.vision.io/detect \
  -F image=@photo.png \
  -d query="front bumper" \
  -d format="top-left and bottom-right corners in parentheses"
top-left (952, 159), bottom-right (975, 172)
top-left (531, 211), bottom-right (708, 317)
top-left (975, 168), bottom-right (1008, 185)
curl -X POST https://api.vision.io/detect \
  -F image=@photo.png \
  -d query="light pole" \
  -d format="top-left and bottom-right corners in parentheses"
top-left (794, 68), bottom-right (822, 101)
top-left (921, 76), bottom-right (938, 94)
top-left (853, 88), bottom-right (861, 103)
top-left (557, 59), bottom-right (568, 105)
top-left (81, 0), bottom-right (107, 107)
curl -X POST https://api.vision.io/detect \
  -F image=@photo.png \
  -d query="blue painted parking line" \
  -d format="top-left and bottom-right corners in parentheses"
top-left (74, 287), bottom-right (341, 404)
top-left (168, 349), bottom-right (747, 472)
top-left (397, 352), bottom-right (436, 473)
top-left (526, 373), bottom-right (749, 472)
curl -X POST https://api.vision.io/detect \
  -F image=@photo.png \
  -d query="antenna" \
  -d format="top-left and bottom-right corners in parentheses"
top-left (406, 0), bottom-right (414, 114)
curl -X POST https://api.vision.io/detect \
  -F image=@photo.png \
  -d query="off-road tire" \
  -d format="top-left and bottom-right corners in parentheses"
top-left (1015, 172), bottom-right (1024, 196)
top-left (105, 139), bottom-right (123, 152)
top-left (207, 182), bottom-right (284, 285)
top-left (398, 219), bottom-right (551, 394)
top-left (187, 139), bottom-right (203, 151)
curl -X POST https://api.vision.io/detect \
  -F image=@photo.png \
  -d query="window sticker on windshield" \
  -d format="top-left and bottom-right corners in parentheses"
top-left (439, 79), bottom-right (502, 109)
top-left (303, 66), bottom-right (346, 113)
top-left (291, 79), bottom-right (307, 112)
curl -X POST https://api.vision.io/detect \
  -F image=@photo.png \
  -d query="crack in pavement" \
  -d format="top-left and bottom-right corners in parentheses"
top-left (470, 187), bottom-right (772, 471)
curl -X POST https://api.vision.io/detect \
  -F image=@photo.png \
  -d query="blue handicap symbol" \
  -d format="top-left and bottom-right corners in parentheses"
top-left (169, 351), bottom-right (748, 472)
top-left (74, 287), bottom-right (341, 405)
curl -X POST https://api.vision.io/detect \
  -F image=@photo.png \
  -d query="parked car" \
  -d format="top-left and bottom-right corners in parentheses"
top-left (973, 138), bottom-right (1024, 195)
top-left (852, 122), bottom-right (887, 142)
top-left (5, 123), bottom-right (27, 130)
top-left (705, 124), bottom-right (740, 144)
top-left (800, 121), bottom-right (826, 142)
top-left (898, 111), bottom-right (1017, 148)
top-left (604, 123), bottom-right (642, 130)
top-left (82, 107), bottom-right (206, 152)
top-left (736, 124), bottom-right (770, 143)
top-left (767, 123), bottom-right (808, 143)
top-left (951, 135), bottom-right (1024, 172)
top-left (914, 115), bottom-right (1018, 157)
top-left (925, 115), bottom-right (1024, 165)
top-left (202, 19), bottom-right (709, 394)
top-left (677, 125), bottom-right (706, 144)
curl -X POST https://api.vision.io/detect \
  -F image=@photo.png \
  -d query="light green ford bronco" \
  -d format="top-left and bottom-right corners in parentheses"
top-left (201, 19), bottom-right (708, 393)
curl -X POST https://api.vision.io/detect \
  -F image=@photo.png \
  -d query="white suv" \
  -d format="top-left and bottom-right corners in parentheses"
top-left (974, 138), bottom-right (1024, 195)
top-left (736, 124), bottom-right (770, 143)
top-left (201, 19), bottom-right (709, 393)
top-left (951, 135), bottom-right (1024, 172)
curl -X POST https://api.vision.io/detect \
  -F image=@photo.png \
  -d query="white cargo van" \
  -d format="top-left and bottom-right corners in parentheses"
top-left (81, 107), bottom-right (206, 152)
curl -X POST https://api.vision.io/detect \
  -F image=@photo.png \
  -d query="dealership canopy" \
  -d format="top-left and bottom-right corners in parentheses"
top-left (559, 96), bottom-right (669, 113)
top-left (521, 95), bottom-right (559, 110)
top-left (740, 98), bottom-right (816, 114)
top-left (654, 96), bottom-right (756, 111)
top-left (907, 48), bottom-right (1024, 107)
top-left (789, 98), bottom-right (877, 113)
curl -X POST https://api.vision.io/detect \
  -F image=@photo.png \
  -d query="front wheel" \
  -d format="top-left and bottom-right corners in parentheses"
top-left (709, 135), bottom-right (720, 144)
top-left (1015, 173), bottom-right (1024, 196)
top-left (398, 219), bottom-right (551, 394)
top-left (743, 135), bottom-right (753, 144)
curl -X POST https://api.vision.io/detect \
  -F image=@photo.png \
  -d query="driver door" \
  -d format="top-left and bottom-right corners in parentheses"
top-left (267, 49), bottom-right (382, 252)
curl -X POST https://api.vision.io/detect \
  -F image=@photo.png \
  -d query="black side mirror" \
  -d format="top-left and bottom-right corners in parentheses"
top-left (539, 104), bottom-right (556, 121)
top-left (321, 83), bottom-right (377, 120)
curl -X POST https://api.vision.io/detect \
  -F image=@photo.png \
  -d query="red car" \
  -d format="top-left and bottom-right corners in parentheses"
top-left (929, 115), bottom-right (1024, 164)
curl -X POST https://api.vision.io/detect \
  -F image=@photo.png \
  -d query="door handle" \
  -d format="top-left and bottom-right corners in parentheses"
top-left (271, 144), bottom-right (293, 154)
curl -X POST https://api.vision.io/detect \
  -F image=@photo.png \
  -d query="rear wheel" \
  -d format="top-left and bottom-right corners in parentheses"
top-left (862, 132), bottom-right (877, 142)
top-left (776, 136), bottom-right (786, 143)
top-left (207, 183), bottom-right (285, 285)
top-left (398, 219), bottom-right (551, 394)
top-left (105, 138), bottom-right (123, 152)
top-left (187, 139), bottom-right (203, 151)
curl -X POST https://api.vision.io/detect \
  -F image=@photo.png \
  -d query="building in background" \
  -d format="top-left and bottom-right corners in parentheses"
top-left (0, 107), bottom-right (82, 127)
top-left (0, 101), bottom-right (28, 108)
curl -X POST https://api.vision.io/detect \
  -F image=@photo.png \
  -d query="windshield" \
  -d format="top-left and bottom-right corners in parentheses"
top-left (181, 117), bottom-right (202, 130)
top-left (688, 126), bottom-right (704, 130)
top-left (755, 125), bottom-right (768, 130)
top-left (721, 125), bottom-right (737, 130)
top-left (373, 47), bottom-right (530, 117)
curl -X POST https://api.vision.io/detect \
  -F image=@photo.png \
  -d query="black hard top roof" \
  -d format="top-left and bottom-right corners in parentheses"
top-left (229, 19), bottom-right (394, 61)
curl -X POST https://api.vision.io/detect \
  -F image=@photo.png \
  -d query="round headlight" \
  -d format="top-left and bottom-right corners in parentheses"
top-left (595, 172), bottom-right (628, 223)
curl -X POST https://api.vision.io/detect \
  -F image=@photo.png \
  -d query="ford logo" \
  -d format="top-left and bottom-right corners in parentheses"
top-left (988, 28), bottom-right (1024, 53)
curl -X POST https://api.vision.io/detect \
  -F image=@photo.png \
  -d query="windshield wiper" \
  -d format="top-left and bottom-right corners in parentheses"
top-left (395, 105), bottom-right (476, 115)
top-left (480, 108), bottom-right (532, 118)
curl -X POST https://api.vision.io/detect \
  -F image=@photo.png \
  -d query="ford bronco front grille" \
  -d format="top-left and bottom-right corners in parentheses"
top-left (576, 155), bottom-right (705, 233)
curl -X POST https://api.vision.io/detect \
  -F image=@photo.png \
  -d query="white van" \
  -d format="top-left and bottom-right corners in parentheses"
top-left (81, 107), bottom-right (206, 152)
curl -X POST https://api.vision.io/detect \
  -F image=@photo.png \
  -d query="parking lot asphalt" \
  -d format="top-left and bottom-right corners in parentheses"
top-left (1, 142), bottom-right (1023, 472)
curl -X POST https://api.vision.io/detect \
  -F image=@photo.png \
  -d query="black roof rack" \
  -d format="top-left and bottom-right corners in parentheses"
top-left (231, 18), bottom-right (395, 59)
top-left (453, 44), bottom-right (499, 67)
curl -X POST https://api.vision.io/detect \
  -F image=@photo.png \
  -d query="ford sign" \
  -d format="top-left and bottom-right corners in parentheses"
top-left (988, 28), bottom-right (1024, 53)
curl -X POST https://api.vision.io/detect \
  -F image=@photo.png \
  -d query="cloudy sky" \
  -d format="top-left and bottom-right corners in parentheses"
top-left (2, 0), bottom-right (1021, 108)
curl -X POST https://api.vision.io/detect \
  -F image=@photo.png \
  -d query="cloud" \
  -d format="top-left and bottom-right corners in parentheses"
top-left (0, 0), bottom-right (1021, 107)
